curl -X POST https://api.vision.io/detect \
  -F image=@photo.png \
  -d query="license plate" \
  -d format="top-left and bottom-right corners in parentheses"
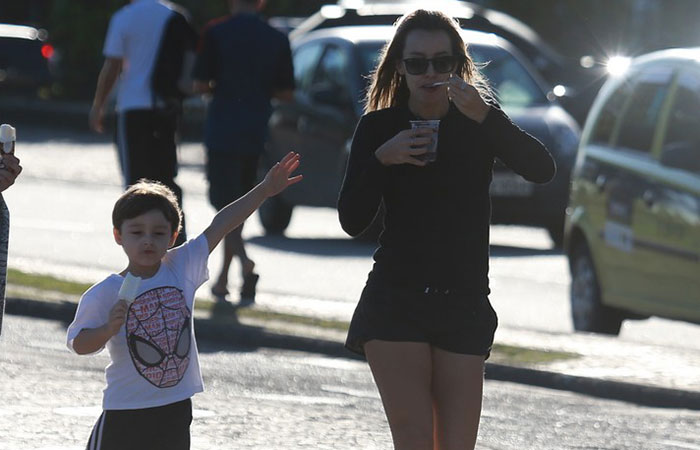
top-left (490, 172), bottom-right (534, 197)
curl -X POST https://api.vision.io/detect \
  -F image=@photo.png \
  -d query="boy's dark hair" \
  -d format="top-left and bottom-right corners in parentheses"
top-left (112, 179), bottom-right (182, 234)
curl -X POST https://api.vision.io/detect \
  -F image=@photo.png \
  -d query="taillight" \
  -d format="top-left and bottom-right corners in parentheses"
top-left (41, 44), bottom-right (54, 59)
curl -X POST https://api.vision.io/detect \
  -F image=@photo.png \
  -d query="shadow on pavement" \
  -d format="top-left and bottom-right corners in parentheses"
top-left (248, 235), bottom-right (375, 257)
top-left (489, 244), bottom-right (563, 257)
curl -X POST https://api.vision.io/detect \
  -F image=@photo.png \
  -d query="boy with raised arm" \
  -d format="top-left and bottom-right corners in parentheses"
top-left (67, 152), bottom-right (301, 450)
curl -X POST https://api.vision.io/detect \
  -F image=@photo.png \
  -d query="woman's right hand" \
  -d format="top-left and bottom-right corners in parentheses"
top-left (374, 128), bottom-right (432, 166)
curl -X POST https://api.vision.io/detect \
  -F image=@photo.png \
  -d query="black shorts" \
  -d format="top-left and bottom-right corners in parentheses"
top-left (206, 151), bottom-right (259, 210)
top-left (86, 398), bottom-right (192, 450)
top-left (345, 276), bottom-right (498, 358)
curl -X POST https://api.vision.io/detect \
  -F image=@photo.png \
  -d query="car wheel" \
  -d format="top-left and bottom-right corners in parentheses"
top-left (259, 195), bottom-right (293, 235)
top-left (570, 242), bottom-right (623, 335)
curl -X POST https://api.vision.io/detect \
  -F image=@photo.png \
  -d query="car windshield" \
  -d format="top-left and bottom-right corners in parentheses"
top-left (357, 41), bottom-right (548, 107)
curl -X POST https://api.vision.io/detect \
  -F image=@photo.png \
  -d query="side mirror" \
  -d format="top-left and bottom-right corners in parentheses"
top-left (660, 141), bottom-right (700, 174)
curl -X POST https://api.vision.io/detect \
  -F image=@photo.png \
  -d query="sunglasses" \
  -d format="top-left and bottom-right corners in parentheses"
top-left (402, 55), bottom-right (462, 75)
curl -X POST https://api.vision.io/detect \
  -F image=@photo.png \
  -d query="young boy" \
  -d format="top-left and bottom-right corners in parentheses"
top-left (66, 152), bottom-right (301, 450)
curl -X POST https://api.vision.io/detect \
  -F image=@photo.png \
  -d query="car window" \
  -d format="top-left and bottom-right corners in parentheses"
top-left (358, 42), bottom-right (382, 77)
top-left (660, 69), bottom-right (700, 174)
top-left (613, 66), bottom-right (674, 154)
top-left (313, 44), bottom-right (350, 90)
top-left (589, 81), bottom-right (634, 146)
top-left (293, 41), bottom-right (324, 94)
top-left (469, 44), bottom-right (548, 107)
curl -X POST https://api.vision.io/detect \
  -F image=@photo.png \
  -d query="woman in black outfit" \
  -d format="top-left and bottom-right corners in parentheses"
top-left (338, 9), bottom-right (555, 450)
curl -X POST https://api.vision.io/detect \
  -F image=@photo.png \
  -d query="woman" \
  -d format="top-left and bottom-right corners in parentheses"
top-left (338, 9), bottom-right (555, 449)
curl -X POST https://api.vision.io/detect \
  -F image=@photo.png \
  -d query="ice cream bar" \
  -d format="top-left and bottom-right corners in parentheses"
top-left (118, 272), bottom-right (142, 304)
top-left (0, 124), bottom-right (16, 154)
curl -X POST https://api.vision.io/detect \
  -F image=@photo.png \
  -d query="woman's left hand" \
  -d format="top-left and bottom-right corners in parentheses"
top-left (447, 75), bottom-right (490, 124)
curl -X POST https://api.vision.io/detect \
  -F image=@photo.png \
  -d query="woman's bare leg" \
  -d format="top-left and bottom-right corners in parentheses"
top-left (365, 340), bottom-right (434, 450)
top-left (431, 347), bottom-right (485, 450)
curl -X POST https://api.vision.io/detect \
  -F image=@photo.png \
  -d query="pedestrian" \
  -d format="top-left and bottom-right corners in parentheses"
top-left (0, 126), bottom-right (22, 336)
top-left (66, 152), bottom-right (301, 450)
top-left (192, 0), bottom-right (295, 304)
top-left (89, 0), bottom-right (198, 246)
top-left (338, 9), bottom-right (555, 449)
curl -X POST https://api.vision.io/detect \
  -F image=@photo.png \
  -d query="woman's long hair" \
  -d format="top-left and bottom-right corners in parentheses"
top-left (365, 9), bottom-right (491, 114)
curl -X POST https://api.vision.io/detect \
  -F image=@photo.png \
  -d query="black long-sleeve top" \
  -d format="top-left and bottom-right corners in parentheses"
top-left (338, 103), bottom-right (556, 295)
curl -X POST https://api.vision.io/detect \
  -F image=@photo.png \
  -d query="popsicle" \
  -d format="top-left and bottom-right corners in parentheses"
top-left (0, 124), bottom-right (16, 155)
top-left (118, 272), bottom-right (142, 304)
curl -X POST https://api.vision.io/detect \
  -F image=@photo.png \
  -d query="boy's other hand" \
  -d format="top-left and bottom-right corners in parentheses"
top-left (107, 299), bottom-right (128, 335)
top-left (262, 152), bottom-right (303, 198)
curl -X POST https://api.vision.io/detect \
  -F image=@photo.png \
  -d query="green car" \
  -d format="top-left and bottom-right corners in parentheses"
top-left (565, 48), bottom-right (700, 335)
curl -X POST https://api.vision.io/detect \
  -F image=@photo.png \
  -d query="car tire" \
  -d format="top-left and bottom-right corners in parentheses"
top-left (570, 242), bottom-right (623, 335)
top-left (259, 195), bottom-right (293, 235)
top-left (547, 223), bottom-right (565, 249)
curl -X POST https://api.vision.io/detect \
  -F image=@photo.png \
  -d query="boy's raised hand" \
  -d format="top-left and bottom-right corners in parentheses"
top-left (262, 152), bottom-right (303, 198)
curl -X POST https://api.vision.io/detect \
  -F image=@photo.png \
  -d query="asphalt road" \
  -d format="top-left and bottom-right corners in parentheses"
top-left (6, 125), bottom-right (700, 351)
top-left (2, 315), bottom-right (700, 450)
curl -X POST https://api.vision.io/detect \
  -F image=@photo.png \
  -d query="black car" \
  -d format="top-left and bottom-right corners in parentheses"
top-left (0, 23), bottom-right (58, 97)
top-left (262, 26), bottom-right (580, 245)
top-left (289, 0), bottom-right (601, 125)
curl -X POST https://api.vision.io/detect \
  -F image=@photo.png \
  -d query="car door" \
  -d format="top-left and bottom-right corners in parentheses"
top-left (581, 65), bottom-right (675, 309)
top-left (635, 66), bottom-right (700, 320)
top-left (267, 40), bottom-right (324, 175)
top-left (602, 65), bottom-right (677, 310)
top-left (287, 40), bottom-right (358, 208)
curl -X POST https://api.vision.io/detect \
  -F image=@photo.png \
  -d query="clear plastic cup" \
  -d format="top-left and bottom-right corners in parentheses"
top-left (410, 119), bottom-right (439, 163)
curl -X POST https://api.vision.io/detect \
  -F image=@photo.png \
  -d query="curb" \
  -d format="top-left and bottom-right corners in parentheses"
top-left (6, 296), bottom-right (700, 411)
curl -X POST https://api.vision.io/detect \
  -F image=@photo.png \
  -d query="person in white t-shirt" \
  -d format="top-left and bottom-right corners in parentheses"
top-left (89, 0), bottom-right (198, 247)
top-left (67, 152), bottom-right (301, 450)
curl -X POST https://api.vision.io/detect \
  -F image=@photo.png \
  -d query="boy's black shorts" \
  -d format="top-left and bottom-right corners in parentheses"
top-left (345, 276), bottom-right (498, 358)
top-left (86, 398), bottom-right (192, 450)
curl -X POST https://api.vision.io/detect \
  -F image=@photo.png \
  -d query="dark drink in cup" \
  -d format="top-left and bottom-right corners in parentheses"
top-left (410, 120), bottom-right (439, 163)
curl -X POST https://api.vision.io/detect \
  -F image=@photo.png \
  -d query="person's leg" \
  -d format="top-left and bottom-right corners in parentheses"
top-left (207, 152), bottom-right (259, 299)
top-left (119, 109), bottom-right (186, 245)
top-left (431, 347), bottom-right (485, 450)
top-left (364, 340), bottom-right (434, 450)
top-left (151, 109), bottom-right (186, 245)
top-left (213, 224), bottom-right (253, 294)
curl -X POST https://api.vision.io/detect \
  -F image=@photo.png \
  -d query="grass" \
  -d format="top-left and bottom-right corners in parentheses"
top-left (7, 268), bottom-right (92, 296)
top-left (6, 268), bottom-right (580, 366)
top-left (491, 343), bottom-right (578, 365)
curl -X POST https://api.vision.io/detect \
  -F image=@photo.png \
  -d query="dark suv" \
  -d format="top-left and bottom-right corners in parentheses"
top-left (262, 26), bottom-right (580, 245)
top-left (565, 48), bottom-right (700, 335)
top-left (0, 23), bottom-right (57, 96)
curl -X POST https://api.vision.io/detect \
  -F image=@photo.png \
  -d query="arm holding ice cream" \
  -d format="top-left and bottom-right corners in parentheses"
top-left (0, 124), bottom-right (21, 192)
top-left (73, 273), bottom-right (141, 355)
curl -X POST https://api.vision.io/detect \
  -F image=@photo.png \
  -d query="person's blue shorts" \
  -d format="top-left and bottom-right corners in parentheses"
top-left (205, 152), bottom-right (260, 210)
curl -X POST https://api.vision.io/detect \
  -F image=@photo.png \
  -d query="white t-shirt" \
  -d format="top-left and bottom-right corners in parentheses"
top-left (67, 234), bottom-right (209, 410)
top-left (103, 0), bottom-right (174, 112)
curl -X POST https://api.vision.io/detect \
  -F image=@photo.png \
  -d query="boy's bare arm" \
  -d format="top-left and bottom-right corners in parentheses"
top-left (72, 300), bottom-right (128, 355)
top-left (204, 152), bottom-right (302, 253)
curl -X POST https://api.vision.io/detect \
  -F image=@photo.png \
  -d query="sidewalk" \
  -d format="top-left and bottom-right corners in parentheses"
top-left (6, 286), bottom-right (700, 411)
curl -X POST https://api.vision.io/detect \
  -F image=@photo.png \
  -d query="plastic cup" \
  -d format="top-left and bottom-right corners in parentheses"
top-left (410, 120), bottom-right (439, 163)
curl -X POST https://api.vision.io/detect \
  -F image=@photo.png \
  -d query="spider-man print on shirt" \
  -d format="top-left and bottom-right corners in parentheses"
top-left (126, 286), bottom-right (192, 388)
